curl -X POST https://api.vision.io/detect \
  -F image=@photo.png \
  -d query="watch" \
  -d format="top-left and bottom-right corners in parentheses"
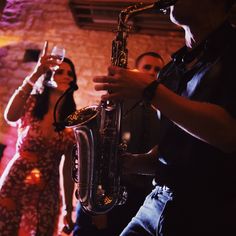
top-left (142, 79), bottom-right (160, 104)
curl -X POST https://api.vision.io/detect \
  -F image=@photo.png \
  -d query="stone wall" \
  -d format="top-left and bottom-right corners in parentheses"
top-left (0, 0), bottom-right (184, 173)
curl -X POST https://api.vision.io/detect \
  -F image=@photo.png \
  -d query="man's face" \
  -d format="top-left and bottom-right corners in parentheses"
top-left (136, 55), bottom-right (164, 78)
top-left (170, 0), bottom-right (214, 26)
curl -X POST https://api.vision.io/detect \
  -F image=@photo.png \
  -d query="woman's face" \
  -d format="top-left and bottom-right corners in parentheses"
top-left (54, 62), bottom-right (75, 92)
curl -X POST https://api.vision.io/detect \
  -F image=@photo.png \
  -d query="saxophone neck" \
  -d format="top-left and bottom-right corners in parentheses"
top-left (113, 3), bottom-right (156, 68)
top-left (118, 2), bottom-right (155, 32)
top-left (117, 0), bottom-right (178, 31)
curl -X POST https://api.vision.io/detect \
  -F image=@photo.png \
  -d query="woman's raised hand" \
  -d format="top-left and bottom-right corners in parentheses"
top-left (32, 41), bottom-right (61, 77)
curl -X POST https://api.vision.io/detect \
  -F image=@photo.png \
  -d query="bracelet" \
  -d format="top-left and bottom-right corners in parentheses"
top-left (142, 80), bottom-right (161, 104)
top-left (24, 77), bottom-right (35, 87)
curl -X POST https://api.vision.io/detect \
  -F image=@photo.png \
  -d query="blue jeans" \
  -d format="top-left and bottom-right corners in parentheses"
top-left (120, 185), bottom-right (173, 236)
top-left (72, 203), bottom-right (97, 236)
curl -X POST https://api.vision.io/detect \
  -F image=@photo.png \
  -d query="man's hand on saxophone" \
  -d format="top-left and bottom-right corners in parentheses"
top-left (93, 65), bottom-right (154, 101)
top-left (121, 145), bottom-right (158, 176)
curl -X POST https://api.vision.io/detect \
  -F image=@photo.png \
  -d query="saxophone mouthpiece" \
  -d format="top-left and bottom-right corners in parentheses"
top-left (154, 0), bottom-right (178, 10)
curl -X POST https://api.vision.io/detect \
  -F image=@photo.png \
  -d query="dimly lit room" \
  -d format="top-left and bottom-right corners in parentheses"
top-left (0, 0), bottom-right (236, 235)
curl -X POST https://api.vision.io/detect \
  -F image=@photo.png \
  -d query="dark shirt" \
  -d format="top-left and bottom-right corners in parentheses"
top-left (121, 99), bottom-right (158, 189)
top-left (153, 22), bottom-right (236, 234)
top-left (156, 21), bottom-right (236, 195)
top-left (122, 99), bottom-right (160, 154)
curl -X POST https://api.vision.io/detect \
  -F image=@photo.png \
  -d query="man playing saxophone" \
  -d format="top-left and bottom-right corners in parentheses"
top-left (93, 0), bottom-right (236, 235)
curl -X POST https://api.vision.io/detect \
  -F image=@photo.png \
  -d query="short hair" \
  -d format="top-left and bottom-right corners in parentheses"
top-left (135, 51), bottom-right (164, 68)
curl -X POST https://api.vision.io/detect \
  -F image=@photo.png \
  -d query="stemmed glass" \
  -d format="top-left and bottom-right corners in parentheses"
top-left (44, 46), bottom-right (66, 88)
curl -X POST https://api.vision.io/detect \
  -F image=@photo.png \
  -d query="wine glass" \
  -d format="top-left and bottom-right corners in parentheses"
top-left (44, 46), bottom-right (66, 88)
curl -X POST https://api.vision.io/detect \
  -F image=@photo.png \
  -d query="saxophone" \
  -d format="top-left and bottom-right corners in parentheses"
top-left (65, 0), bottom-right (177, 215)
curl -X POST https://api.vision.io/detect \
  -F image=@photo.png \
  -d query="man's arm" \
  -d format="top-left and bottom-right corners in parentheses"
top-left (152, 84), bottom-right (236, 153)
top-left (94, 67), bottom-right (236, 153)
top-left (122, 145), bottom-right (158, 175)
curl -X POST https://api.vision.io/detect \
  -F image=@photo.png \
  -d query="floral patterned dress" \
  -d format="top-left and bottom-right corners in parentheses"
top-left (0, 96), bottom-right (75, 236)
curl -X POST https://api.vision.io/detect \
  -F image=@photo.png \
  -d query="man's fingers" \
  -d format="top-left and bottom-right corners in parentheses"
top-left (41, 41), bottom-right (48, 57)
top-left (108, 65), bottom-right (121, 76)
top-left (101, 92), bottom-right (122, 101)
top-left (93, 76), bottom-right (116, 83)
top-left (94, 84), bottom-right (108, 91)
top-left (94, 83), bottom-right (120, 92)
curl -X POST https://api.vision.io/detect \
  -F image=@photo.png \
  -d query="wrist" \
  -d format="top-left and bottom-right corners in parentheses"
top-left (25, 77), bottom-right (35, 87)
top-left (142, 80), bottom-right (160, 104)
top-left (24, 73), bottom-right (40, 86)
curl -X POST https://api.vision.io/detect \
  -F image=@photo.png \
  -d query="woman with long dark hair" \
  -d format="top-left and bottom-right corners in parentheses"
top-left (0, 42), bottom-right (77, 235)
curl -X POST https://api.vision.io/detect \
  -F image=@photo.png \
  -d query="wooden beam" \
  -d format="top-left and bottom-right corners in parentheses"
top-left (69, 0), bottom-right (183, 35)
top-left (71, 0), bottom-right (154, 3)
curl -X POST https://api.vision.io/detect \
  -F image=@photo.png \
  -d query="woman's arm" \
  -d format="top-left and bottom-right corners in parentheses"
top-left (4, 41), bottom-right (60, 123)
top-left (62, 145), bottom-right (75, 229)
top-left (4, 72), bottom-right (43, 123)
